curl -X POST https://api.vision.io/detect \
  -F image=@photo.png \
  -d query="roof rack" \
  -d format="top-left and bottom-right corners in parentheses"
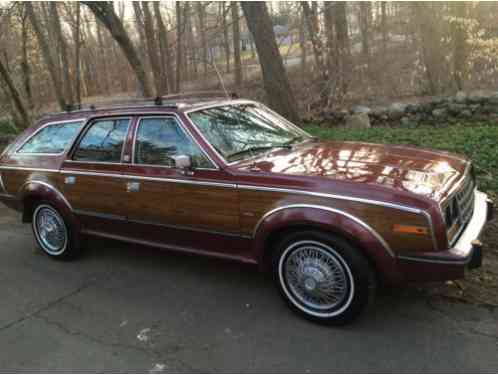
top-left (38, 90), bottom-right (239, 119)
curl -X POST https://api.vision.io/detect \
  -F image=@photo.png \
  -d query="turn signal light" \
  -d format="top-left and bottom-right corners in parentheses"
top-left (393, 224), bottom-right (429, 235)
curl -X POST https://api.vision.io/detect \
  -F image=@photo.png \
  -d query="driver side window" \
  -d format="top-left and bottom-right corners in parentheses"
top-left (134, 117), bottom-right (214, 169)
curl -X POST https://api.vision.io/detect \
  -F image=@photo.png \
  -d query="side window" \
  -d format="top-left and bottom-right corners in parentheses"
top-left (73, 118), bottom-right (130, 163)
top-left (134, 117), bottom-right (213, 169)
top-left (17, 121), bottom-right (83, 154)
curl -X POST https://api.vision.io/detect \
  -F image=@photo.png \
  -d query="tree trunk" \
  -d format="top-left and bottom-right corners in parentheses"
top-left (323, 2), bottom-right (335, 79)
top-left (381, 1), bottom-right (388, 54)
top-left (175, 1), bottom-right (183, 93)
top-left (301, 2), bottom-right (326, 79)
top-left (185, 2), bottom-right (197, 81)
top-left (25, 2), bottom-right (67, 110)
top-left (241, 2), bottom-right (300, 124)
top-left (359, 2), bottom-right (371, 62)
top-left (222, 2), bottom-right (231, 73)
top-left (196, 3), bottom-right (209, 78)
top-left (0, 58), bottom-right (30, 128)
top-left (20, 7), bottom-right (33, 110)
top-left (132, 2), bottom-right (147, 61)
top-left (231, 2), bottom-right (242, 87)
top-left (73, 3), bottom-right (82, 105)
top-left (451, 3), bottom-right (467, 90)
top-left (84, 1), bottom-right (152, 97)
top-left (299, 8), bottom-right (307, 75)
top-left (142, 2), bottom-right (164, 96)
top-left (333, 2), bottom-right (351, 99)
top-left (95, 21), bottom-right (110, 94)
top-left (153, 2), bottom-right (172, 94)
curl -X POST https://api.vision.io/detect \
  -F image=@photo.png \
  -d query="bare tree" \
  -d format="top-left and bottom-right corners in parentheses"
top-left (153, 2), bottom-right (172, 94)
top-left (241, 2), bottom-right (300, 124)
top-left (0, 58), bottom-right (30, 128)
top-left (175, 1), bottom-right (184, 93)
top-left (333, 2), bottom-right (351, 99)
top-left (222, 2), bottom-right (231, 73)
top-left (19, 5), bottom-right (33, 109)
top-left (231, 2), bottom-right (242, 87)
top-left (84, 1), bottom-right (152, 97)
top-left (141, 2), bottom-right (163, 96)
top-left (50, 2), bottom-right (73, 106)
top-left (25, 2), bottom-right (67, 109)
top-left (451, 3), bottom-right (467, 90)
top-left (381, 1), bottom-right (388, 54)
top-left (301, 2), bottom-right (326, 79)
top-left (196, 3), bottom-right (209, 78)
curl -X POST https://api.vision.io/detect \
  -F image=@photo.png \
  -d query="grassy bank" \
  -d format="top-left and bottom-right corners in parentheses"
top-left (305, 121), bottom-right (498, 197)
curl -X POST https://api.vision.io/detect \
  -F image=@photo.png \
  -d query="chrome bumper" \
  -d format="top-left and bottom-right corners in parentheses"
top-left (450, 190), bottom-right (491, 263)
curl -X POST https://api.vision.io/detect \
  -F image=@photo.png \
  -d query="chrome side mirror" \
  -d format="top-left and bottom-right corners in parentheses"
top-left (172, 154), bottom-right (192, 173)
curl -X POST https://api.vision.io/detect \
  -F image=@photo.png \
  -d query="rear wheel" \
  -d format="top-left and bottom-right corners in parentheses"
top-left (273, 231), bottom-right (375, 325)
top-left (32, 203), bottom-right (80, 260)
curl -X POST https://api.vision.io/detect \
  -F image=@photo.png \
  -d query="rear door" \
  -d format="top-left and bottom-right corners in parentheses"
top-left (61, 117), bottom-right (133, 236)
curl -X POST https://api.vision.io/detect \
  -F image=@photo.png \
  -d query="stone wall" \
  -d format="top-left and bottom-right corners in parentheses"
top-left (306, 91), bottom-right (498, 129)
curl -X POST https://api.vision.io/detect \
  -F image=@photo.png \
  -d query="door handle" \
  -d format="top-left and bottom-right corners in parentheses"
top-left (126, 181), bottom-right (140, 192)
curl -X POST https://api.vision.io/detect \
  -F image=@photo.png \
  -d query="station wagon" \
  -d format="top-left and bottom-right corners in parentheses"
top-left (0, 95), bottom-right (493, 324)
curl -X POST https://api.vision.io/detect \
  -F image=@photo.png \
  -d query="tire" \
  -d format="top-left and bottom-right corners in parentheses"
top-left (32, 203), bottom-right (81, 260)
top-left (272, 230), bottom-right (376, 325)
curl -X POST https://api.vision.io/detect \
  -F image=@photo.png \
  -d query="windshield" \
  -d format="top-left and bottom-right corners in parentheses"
top-left (188, 103), bottom-right (310, 163)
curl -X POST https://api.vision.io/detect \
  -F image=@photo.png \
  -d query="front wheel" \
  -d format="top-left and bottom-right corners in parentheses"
top-left (32, 203), bottom-right (80, 260)
top-left (273, 231), bottom-right (375, 325)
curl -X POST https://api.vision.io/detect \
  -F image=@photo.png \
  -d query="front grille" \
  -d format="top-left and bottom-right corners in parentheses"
top-left (444, 170), bottom-right (476, 245)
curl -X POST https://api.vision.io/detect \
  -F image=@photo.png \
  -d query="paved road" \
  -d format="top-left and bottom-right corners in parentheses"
top-left (0, 204), bottom-right (497, 373)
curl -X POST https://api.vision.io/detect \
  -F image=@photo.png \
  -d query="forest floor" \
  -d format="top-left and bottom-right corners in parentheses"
top-left (306, 121), bottom-right (498, 307)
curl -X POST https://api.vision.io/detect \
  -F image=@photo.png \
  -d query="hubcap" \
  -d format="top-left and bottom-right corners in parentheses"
top-left (35, 206), bottom-right (67, 255)
top-left (281, 242), bottom-right (351, 313)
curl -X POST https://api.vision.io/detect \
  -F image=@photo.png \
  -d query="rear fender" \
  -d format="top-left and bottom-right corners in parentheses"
top-left (253, 204), bottom-right (402, 284)
top-left (18, 180), bottom-right (81, 237)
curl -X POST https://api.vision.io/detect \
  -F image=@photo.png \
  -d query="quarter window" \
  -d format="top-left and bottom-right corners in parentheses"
top-left (73, 118), bottom-right (130, 163)
top-left (134, 117), bottom-right (213, 169)
top-left (17, 121), bottom-right (83, 154)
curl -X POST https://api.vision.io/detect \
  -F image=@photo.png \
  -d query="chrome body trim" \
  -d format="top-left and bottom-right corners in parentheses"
top-left (131, 114), bottom-right (220, 170)
top-left (0, 166), bottom-right (59, 173)
top-left (18, 180), bottom-right (73, 211)
top-left (15, 118), bottom-right (86, 156)
top-left (73, 209), bottom-right (126, 222)
top-left (397, 254), bottom-right (468, 265)
top-left (252, 203), bottom-right (395, 257)
top-left (60, 169), bottom-right (236, 189)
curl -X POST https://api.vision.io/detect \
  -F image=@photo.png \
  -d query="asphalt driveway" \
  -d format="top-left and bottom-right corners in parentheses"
top-left (0, 204), bottom-right (497, 373)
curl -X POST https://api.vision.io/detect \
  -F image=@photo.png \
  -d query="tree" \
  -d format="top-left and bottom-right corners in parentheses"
top-left (333, 2), bottom-right (351, 99)
top-left (196, 3), bottom-right (209, 78)
top-left (231, 2), bottom-right (242, 87)
top-left (451, 3), bottom-right (468, 90)
top-left (25, 2), bottom-right (67, 110)
top-left (241, 2), bottom-right (300, 124)
top-left (153, 2), bottom-right (172, 94)
top-left (301, 2), bottom-right (326, 79)
top-left (50, 2), bottom-right (73, 106)
top-left (141, 2), bottom-right (164, 96)
top-left (84, 1), bottom-right (152, 97)
top-left (175, 1), bottom-right (184, 93)
top-left (0, 58), bottom-right (30, 128)
top-left (19, 4), bottom-right (33, 109)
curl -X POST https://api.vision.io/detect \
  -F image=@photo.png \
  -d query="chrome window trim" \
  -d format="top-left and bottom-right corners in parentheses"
top-left (184, 100), bottom-right (311, 166)
top-left (64, 159), bottom-right (126, 166)
top-left (15, 118), bottom-right (86, 156)
top-left (253, 204), bottom-right (395, 257)
top-left (71, 117), bottom-right (131, 164)
top-left (0, 172), bottom-right (6, 193)
top-left (17, 180), bottom-right (73, 211)
top-left (60, 169), bottom-right (236, 189)
top-left (132, 114), bottom-right (219, 171)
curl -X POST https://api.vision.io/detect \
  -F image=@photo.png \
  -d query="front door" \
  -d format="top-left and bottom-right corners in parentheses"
top-left (61, 117), bottom-right (132, 236)
top-left (123, 116), bottom-right (248, 258)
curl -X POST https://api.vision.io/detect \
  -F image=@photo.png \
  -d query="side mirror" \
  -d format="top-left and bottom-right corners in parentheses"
top-left (172, 154), bottom-right (192, 172)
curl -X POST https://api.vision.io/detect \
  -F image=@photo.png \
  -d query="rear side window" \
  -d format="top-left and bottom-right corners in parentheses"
top-left (73, 118), bottom-right (130, 163)
top-left (17, 121), bottom-right (83, 154)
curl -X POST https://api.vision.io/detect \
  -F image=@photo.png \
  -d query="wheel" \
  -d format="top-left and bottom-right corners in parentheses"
top-left (32, 203), bottom-right (80, 260)
top-left (272, 231), bottom-right (375, 325)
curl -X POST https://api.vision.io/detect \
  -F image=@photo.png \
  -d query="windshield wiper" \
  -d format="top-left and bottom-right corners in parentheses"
top-left (227, 144), bottom-right (291, 161)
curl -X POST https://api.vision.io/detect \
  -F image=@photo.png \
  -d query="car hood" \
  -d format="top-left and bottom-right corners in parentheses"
top-left (233, 140), bottom-right (469, 201)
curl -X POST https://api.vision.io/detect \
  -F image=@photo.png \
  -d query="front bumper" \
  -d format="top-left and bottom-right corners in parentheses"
top-left (398, 190), bottom-right (493, 282)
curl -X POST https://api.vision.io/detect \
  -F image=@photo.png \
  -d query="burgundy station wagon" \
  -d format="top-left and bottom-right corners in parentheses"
top-left (0, 96), bottom-right (494, 324)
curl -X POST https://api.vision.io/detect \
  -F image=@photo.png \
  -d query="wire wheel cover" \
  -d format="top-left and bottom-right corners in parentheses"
top-left (283, 242), bottom-right (350, 311)
top-left (35, 206), bottom-right (67, 254)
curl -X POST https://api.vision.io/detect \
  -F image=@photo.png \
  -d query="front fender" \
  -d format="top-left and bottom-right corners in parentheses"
top-left (253, 204), bottom-right (402, 284)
